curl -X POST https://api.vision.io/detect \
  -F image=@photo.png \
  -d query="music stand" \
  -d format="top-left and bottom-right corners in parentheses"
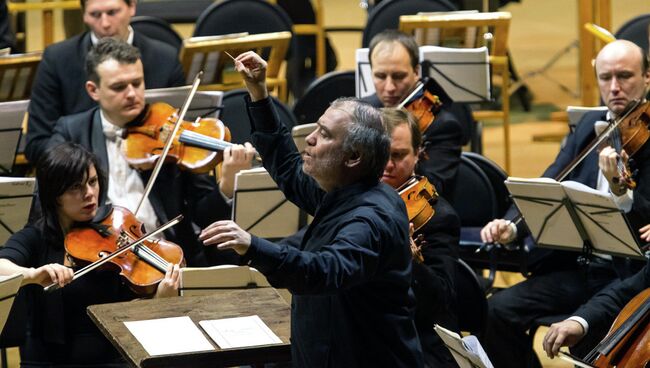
top-left (0, 177), bottom-right (35, 245)
top-left (179, 265), bottom-right (271, 297)
top-left (419, 46), bottom-right (490, 104)
top-left (144, 87), bottom-right (223, 121)
top-left (0, 100), bottom-right (28, 174)
top-left (232, 168), bottom-right (302, 241)
top-left (0, 274), bottom-right (23, 334)
top-left (505, 177), bottom-right (644, 260)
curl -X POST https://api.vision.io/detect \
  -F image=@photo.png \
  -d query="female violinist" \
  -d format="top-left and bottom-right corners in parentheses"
top-left (380, 108), bottom-right (461, 368)
top-left (0, 142), bottom-right (180, 367)
top-left (48, 38), bottom-right (255, 267)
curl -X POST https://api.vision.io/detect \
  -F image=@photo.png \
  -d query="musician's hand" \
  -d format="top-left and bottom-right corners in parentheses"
top-left (639, 224), bottom-right (650, 242)
top-left (542, 319), bottom-right (585, 359)
top-left (155, 263), bottom-right (180, 298)
top-left (220, 142), bottom-right (257, 199)
top-left (233, 51), bottom-right (268, 101)
top-left (599, 146), bottom-right (629, 195)
top-left (480, 219), bottom-right (516, 244)
top-left (200, 220), bottom-right (251, 255)
top-left (27, 263), bottom-right (74, 288)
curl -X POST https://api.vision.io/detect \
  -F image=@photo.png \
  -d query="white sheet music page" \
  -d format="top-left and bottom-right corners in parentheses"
top-left (199, 315), bottom-right (282, 349)
top-left (123, 316), bottom-right (214, 356)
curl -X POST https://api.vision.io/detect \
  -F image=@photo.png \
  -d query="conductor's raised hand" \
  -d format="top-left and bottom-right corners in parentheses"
top-left (234, 51), bottom-right (268, 101)
top-left (199, 220), bottom-right (252, 255)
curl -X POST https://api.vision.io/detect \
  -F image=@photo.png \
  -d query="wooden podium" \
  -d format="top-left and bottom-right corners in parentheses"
top-left (87, 288), bottom-right (291, 368)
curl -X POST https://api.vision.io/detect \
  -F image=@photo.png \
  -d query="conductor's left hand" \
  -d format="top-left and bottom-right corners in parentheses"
top-left (200, 220), bottom-right (251, 255)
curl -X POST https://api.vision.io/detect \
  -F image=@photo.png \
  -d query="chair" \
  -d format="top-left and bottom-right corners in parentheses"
top-left (362, 0), bottom-right (458, 47)
top-left (462, 152), bottom-right (510, 218)
top-left (399, 11), bottom-right (513, 172)
top-left (614, 13), bottom-right (650, 54)
top-left (179, 32), bottom-right (291, 102)
top-left (0, 51), bottom-right (41, 101)
top-left (454, 258), bottom-right (487, 335)
top-left (194, 0), bottom-right (293, 41)
top-left (135, 0), bottom-right (213, 24)
top-left (292, 70), bottom-right (355, 125)
top-left (130, 16), bottom-right (183, 52)
top-left (221, 89), bottom-right (296, 144)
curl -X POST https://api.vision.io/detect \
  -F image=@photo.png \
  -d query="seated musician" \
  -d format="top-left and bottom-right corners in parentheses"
top-left (363, 30), bottom-right (467, 197)
top-left (200, 51), bottom-right (424, 367)
top-left (0, 142), bottom-right (180, 367)
top-left (543, 255), bottom-right (650, 361)
top-left (25, 0), bottom-right (185, 164)
top-left (479, 39), bottom-right (650, 368)
top-left (47, 38), bottom-right (255, 267)
top-left (382, 108), bottom-right (461, 367)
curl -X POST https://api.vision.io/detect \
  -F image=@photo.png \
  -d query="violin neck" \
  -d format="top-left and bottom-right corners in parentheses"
top-left (179, 130), bottom-right (232, 152)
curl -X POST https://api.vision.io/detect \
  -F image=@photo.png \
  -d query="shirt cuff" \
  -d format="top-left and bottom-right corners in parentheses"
top-left (610, 188), bottom-right (633, 213)
top-left (567, 316), bottom-right (589, 336)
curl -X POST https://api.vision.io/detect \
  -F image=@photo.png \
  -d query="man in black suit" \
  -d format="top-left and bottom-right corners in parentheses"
top-left (363, 30), bottom-right (466, 197)
top-left (48, 38), bottom-right (254, 267)
top-left (25, 0), bottom-right (185, 164)
top-left (381, 107), bottom-right (460, 367)
top-left (480, 39), bottom-right (650, 368)
top-left (542, 257), bottom-right (650, 360)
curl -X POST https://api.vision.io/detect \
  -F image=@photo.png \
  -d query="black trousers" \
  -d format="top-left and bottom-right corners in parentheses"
top-left (481, 260), bottom-right (618, 368)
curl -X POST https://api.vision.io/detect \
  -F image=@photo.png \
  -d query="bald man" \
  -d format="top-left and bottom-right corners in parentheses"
top-left (480, 40), bottom-right (650, 368)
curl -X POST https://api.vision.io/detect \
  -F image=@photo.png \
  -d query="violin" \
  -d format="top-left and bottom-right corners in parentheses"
top-left (123, 102), bottom-right (231, 174)
top-left (397, 175), bottom-right (439, 263)
top-left (61, 206), bottom-right (185, 296)
top-left (398, 78), bottom-right (446, 134)
top-left (582, 288), bottom-right (650, 367)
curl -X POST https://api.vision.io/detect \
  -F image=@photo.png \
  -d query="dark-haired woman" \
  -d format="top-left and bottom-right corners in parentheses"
top-left (0, 142), bottom-right (180, 367)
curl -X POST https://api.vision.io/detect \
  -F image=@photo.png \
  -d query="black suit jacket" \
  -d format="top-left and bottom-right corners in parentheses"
top-left (26, 31), bottom-right (185, 163)
top-left (361, 93), bottom-right (463, 197)
top-left (575, 257), bottom-right (650, 338)
top-left (48, 107), bottom-right (233, 266)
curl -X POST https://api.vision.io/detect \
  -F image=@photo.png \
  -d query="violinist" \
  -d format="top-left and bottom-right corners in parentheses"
top-left (25, 0), bottom-right (185, 164)
top-left (363, 30), bottom-right (466, 196)
top-left (0, 142), bottom-right (179, 367)
top-left (480, 39), bottom-right (650, 368)
top-left (381, 108), bottom-right (461, 368)
top-left (47, 38), bottom-right (255, 266)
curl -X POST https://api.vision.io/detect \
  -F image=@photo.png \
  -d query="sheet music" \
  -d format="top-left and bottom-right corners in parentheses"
top-left (0, 273), bottom-right (23, 333)
top-left (434, 325), bottom-right (492, 368)
top-left (0, 99), bottom-right (28, 173)
top-left (505, 177), bottom-right (642, 257)
top-left (124, 316), bottom-right (214, 356)
top-left (420, 46), bottom-right (490, 103)
top-left (355, 48), bottom-right (373, 98)
top-left (0, 177), bottom-right (35, 245)
top-left (199, 315), bottom-right (282, 349)
top-left (180, 265), bottom-right (270, 297)
top-left (233, 168), bottom-right (301, 239)
top-left (566, 106), bottom-right (608, 128)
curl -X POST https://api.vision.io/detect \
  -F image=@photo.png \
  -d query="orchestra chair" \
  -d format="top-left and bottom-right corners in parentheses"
top-left (614, 13), bottom-right (650, 54)
top-left (361, 0), bottom-right (458, 48)
top-left (454, 258), bottom-right (488, 336)
top-left (0, 51), bottom-right (41, 102)
top-left (135, 0), bottom-right (213, 24)
top-left (130, 15), bottom-right (183, 53)
top-left (221, 89), bottom-right (296, 144)
top-left (179, 31), bottom-right (292, 102)
top-left (292, 70), bottom-right (355, 125)
top-left (399, 11), bottom-right (513, 172)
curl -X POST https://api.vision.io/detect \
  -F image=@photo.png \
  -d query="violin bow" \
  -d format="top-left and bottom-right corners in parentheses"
top-left (397, 80), bottom-right (426, 109)
top-left (43, 215), bottom-right (183, 292)
top-left (555, 99), bottom-right (641, 182)
top-left (134, 72), bottom-right (203, 217)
